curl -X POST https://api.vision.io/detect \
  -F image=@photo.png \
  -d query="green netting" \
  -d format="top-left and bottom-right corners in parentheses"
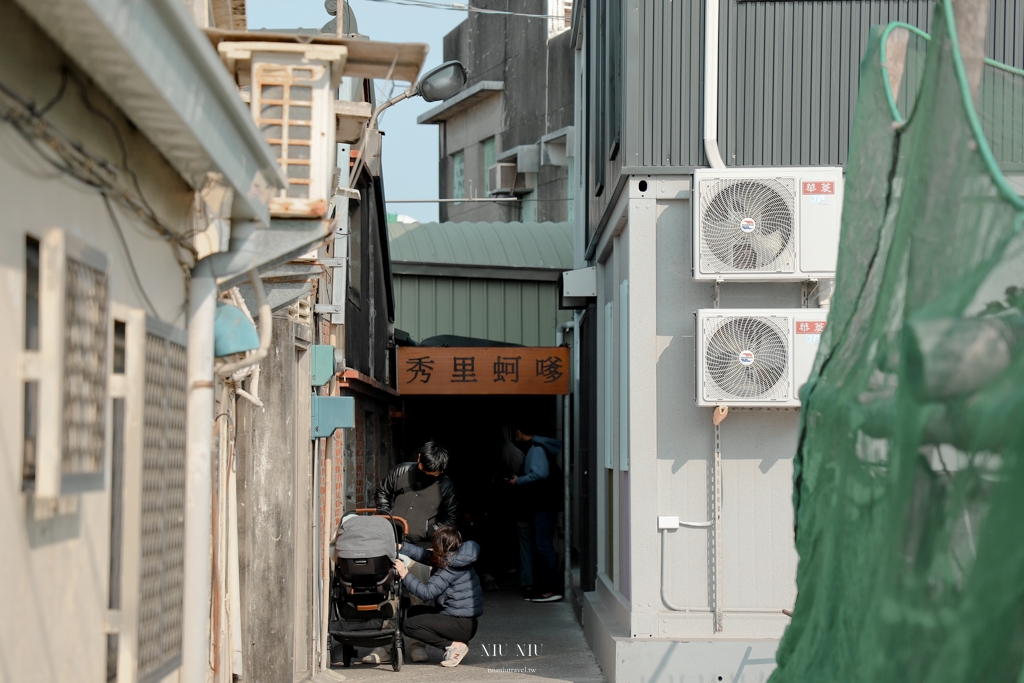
top-left (770, 1), bottom-right (1024, 681)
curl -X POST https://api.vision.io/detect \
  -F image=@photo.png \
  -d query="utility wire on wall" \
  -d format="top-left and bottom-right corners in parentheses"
top-left (0, 68), bottom-right (196, 321)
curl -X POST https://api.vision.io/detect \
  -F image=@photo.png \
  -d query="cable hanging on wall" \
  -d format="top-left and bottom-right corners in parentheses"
top-left (0, 69), bottom-right (197, 320)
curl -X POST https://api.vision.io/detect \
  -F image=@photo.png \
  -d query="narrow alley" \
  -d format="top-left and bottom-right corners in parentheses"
top-left (332, 590), bottom-right (605, 683)
top-left (2, 0), bottom-right (1024, 682)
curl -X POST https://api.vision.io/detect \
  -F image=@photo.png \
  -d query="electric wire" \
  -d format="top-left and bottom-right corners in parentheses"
top-left (0, 71), bottom-right (196, 312)
top-left (102, 193), bottom-right (163, 319)
top-left (357, 0), bottom-right (567, 19)
top-left (66, 70), bottom-right (186, 243)
top-left (36, 69), bottom-right (68, 116)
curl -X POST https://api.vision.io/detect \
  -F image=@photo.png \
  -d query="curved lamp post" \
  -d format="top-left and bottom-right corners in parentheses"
top-left (368, 60), bottom-right (468, 129)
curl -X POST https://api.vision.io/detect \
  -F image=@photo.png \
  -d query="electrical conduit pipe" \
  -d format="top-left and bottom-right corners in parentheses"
top-left (183, 224), bottom-right (269, 683)
top-left (556, 320), bottom-right (575, 598)
top-left (703, 0), bottom-right (726, 169)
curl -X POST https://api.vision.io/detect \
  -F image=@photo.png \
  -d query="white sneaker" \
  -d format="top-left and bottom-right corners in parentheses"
top-left (408, 641), bottom-right (429, 663)
top-left (440, 641), bottom-right (469, 667)
top-left (361, 646), bottom-right (390, 664)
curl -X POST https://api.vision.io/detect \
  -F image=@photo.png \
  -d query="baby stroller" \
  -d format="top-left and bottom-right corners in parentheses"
top-left (329, 509), bottom-right (409, 670)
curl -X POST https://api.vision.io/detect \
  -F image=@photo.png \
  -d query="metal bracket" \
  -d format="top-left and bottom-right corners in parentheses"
top-left (313, 304), bottom-right (345, 315)
top-left (320, 258), bottom-right (346, 268)
top-left (713, 420), bottom-right (724, 633)
top-left (801, 278), bottom-right (819, 309)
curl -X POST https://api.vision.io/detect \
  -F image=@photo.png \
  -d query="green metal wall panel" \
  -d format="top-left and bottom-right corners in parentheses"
top-left (393, 275), bottom-right (570, 347)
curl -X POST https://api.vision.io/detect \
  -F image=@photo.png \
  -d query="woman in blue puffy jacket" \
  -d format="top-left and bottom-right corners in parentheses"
top-left (394, 526), bottom-right (483, 667)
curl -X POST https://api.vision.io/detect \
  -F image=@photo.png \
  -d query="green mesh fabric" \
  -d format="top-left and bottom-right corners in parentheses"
top-left (771, 2), bottom-right (1024, 681)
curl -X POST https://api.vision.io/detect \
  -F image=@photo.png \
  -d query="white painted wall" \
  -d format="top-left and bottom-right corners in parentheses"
top-left (586, 175), bottom-right (813, 680)
top-left (0, 4), bottom-right (193, 681)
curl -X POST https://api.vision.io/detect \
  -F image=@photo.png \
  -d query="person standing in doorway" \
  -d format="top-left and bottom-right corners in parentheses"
top-left (509, 427), bottom-right (563, 603)
top-left (369, 441), bottom-right (458, 663)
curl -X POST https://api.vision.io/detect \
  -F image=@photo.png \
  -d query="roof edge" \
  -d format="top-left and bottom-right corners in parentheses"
top-left (416, 81), bottom-right (504, 124)
top-left (392, 261), bottom-right (564, 282)
top-left (13, 0), bottom-right (288, 223)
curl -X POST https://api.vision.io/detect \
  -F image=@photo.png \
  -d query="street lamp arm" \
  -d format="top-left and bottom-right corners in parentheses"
top-left (368, 87), bottom-right (414, 131)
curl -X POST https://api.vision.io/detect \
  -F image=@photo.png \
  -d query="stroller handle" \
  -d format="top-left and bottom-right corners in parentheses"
top-left (355, 508), bottom-right (409, 535)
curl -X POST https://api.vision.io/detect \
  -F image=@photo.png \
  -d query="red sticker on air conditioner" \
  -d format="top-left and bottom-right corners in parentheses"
top-left (795, 320), bottom-right (827, 334)
top-left (802, 181), bottom-right (836, 195)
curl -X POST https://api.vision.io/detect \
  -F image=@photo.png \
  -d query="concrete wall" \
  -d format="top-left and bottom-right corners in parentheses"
top-left (438, 1), bottom-right (575, 223)
top-left (0, 2), bottom-right (193, 681)
top-left (236, 319), bottom-right (315, 682)
top-left (438, 93), bottom-right (513, 223)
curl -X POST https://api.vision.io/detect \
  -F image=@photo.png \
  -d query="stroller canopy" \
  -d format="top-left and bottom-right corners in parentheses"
top-left (336, 515), bottom-right (398, 560)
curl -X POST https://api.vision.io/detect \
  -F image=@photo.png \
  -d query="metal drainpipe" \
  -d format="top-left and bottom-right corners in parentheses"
top-left (556, 320), bottom-right (575, 598)
top-left (703, 0), bottom-right (726, 169)
top-left (182, 228), bottom-right (262, 683)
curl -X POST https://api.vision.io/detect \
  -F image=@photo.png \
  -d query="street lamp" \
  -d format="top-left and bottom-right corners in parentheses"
top-left (368, 60), bottom-right (468, 129)
top-left (352, 60), bottom-right (467, 180)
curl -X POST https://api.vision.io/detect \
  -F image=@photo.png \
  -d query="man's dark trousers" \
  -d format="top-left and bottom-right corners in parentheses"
top-left (533, 511), bottom-right (558, 595)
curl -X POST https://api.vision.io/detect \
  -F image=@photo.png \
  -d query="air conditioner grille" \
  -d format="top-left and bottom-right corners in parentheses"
top-left (703, 315), bottom-right (790, 401)
top-left (699, 178), bottom-right (797, 273)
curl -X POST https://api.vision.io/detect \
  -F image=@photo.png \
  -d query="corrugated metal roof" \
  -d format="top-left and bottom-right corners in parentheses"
top-left (388, 221), bottom-right (574, 270)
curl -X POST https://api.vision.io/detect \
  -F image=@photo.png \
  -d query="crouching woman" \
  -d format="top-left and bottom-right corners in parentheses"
top-left (394, 526), bottom-right (483, 667)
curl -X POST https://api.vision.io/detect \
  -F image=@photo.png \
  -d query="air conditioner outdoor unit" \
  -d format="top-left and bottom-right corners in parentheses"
top-left (488, 163), bottom-right (537, 196)
top-left (695, 308), bottom-right (828, 407)
top-left (488, 163), bottom-right (519, 195)
top-left (693, 167), bottom-right (843, 281)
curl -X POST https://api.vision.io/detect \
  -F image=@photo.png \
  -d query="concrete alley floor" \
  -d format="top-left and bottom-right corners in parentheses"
top-left (331, 590), bottom-right (606, 683)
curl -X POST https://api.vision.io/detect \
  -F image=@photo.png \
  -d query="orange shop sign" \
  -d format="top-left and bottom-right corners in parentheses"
top-left (397, 347), bottom-right (570, 395)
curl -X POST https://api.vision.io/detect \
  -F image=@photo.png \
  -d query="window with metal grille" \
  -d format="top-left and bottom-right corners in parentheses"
top-left (28, 229), bottom-right (110, 496)
top-left (62, 254), bottom-right (109, 479)
top-left (453, 151), bottom-right (465, 203)
top-left (136, 322), bottom-right (187, 683)
top-left (255, 63), bottom-right (326, 202)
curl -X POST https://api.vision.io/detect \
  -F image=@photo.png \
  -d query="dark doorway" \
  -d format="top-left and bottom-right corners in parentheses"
top-left (399, 394), bottom-right (559, 587)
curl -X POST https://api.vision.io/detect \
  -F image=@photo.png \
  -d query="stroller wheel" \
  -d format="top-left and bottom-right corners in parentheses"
top-left (392, 635), bottom-right (403, 672)
top-left (342, 644), bottom-right (355, 667)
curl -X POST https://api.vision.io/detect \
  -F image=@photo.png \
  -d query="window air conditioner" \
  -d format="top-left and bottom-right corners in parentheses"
top-left (488, 163), bottom-right (519, 195)
top-left (693, 167), bottom-right (843, 281)
top-left (695, 308), bottom-right (828, 407)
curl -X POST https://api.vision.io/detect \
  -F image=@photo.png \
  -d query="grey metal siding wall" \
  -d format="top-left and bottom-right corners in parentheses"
top-left (394, 274), bottom-right (570, 346)
top-left (620, 0), bottom-right (1021, 173)
top-left (626, 0), bottom-right (706, 169)
top-left (987, 0), bottom-right (1024, 67)
top-left (718, 0), bottom-right (934, 167)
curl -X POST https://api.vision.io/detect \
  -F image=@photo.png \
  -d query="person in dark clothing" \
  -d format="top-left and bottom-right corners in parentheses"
top-left (395, 526), bottom-right (483, 668)
top-left (369, 441), bottom-right (458, 664)
top-left (509, 429), bottom-right (563, 603)
top-left (375, 441), bottom-right (458, 547)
